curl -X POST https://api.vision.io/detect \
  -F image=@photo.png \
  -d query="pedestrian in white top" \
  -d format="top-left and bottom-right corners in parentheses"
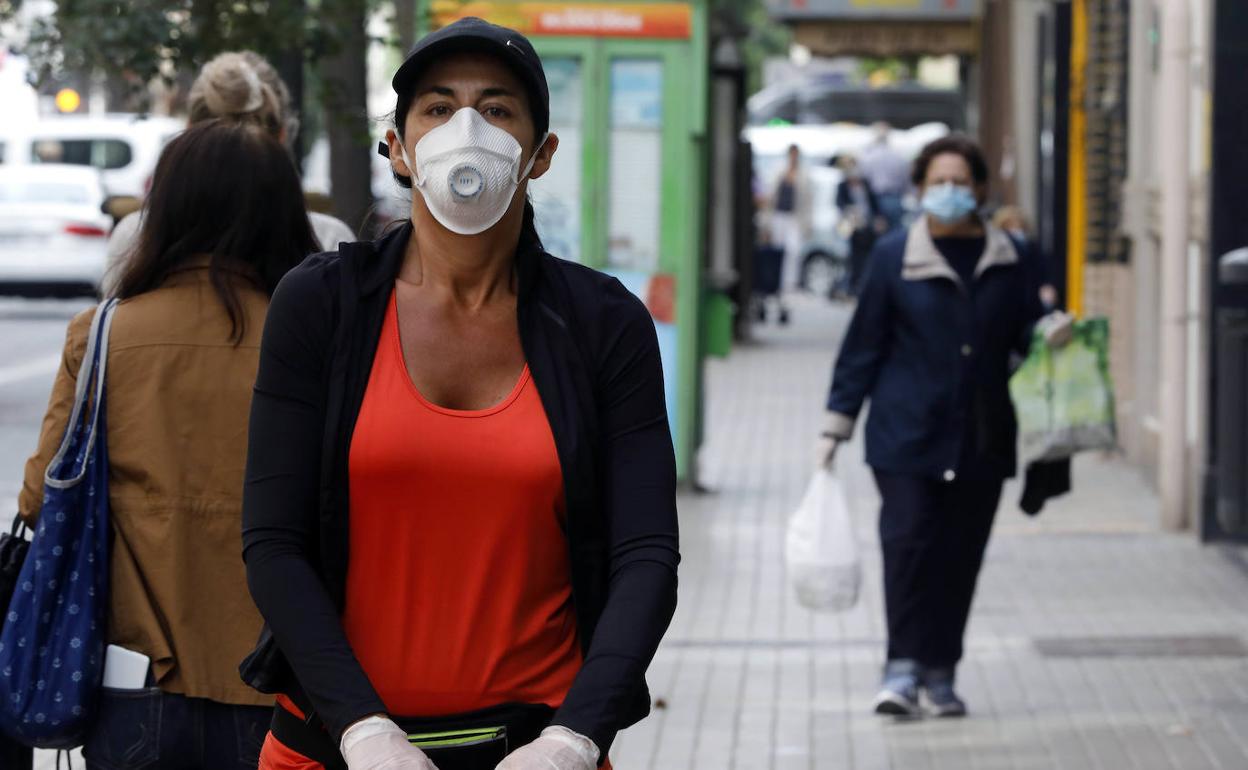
top-left (767, 144), bottom-right (812, 324)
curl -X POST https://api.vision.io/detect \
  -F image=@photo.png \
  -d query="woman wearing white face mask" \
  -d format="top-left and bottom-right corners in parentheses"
top-left (241, 17), bottom-right (678, 770)
top-left (817, 135), bottom-right (1070, 720)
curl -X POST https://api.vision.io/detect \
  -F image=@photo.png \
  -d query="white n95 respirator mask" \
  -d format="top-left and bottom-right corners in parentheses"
top-left (399, 107), bottom-right (548, 235)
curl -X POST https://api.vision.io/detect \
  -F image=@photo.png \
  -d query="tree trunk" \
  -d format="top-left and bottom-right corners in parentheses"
top-left (395, 0), bottom-right (416, 52)
top-left (274, 0), bottom-right (307, 172)
top-left (319, 0), bottom-right (374, 235)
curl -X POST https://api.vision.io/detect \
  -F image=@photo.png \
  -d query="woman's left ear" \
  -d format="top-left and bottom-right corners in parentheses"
top-left (528, 133), bottom-right (560, 181)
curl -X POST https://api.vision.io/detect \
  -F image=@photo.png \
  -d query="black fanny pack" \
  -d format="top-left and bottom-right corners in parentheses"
top-left (271, 700), bottom-right (555, 770)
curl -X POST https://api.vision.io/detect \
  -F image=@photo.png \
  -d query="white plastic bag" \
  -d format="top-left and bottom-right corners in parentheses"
top-left (785, 468), bottom-right (861, 612)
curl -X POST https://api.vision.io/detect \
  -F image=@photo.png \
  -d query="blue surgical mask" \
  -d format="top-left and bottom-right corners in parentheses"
top-left (921, 183), bottom-right (978, 224)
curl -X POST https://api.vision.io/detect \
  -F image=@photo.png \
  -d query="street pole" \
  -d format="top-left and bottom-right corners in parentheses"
top-left (1158, 0), bottom-right (1191, 531)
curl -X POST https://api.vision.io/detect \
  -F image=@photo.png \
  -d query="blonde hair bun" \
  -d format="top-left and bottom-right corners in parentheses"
top-left (188, 52), bottom-right (283, 137)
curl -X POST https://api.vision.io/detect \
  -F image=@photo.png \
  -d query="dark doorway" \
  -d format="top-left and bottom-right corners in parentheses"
top-left (1036, 3), bottom-right (1071, 306)
top-left (1205, 0), bottom-right (1248, 543)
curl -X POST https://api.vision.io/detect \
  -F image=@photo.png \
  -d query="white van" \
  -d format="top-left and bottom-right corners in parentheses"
top-left (0, 114), bottom-right (184, 199)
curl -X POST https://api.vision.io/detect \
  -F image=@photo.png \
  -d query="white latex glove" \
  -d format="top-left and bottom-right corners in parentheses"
top-left (341, 715), bottom-right (439, 770)
top-left (495, 726), bottom-right (599, 770)
top-left (1037, 310), bottom-right (1075, 349)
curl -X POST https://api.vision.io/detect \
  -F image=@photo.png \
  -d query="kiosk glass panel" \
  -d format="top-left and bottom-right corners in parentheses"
top-left (607, 59), bottom-right (663, 272)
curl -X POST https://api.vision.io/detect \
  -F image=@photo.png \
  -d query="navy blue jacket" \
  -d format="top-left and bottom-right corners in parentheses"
top-left (825, 218), bottom-right (1045, 480)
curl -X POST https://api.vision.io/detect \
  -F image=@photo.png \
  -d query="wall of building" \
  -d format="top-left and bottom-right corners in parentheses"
top-left (1009, 1), bottom-right (1043, 221)
top-left (1011, 0), bottom-right (1214, 531)
top-left (1103, 0), bottom-right (1210, 528)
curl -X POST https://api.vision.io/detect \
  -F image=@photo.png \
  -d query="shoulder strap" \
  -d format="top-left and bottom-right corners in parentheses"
top-left (44, 298), bottom-right (118, 489)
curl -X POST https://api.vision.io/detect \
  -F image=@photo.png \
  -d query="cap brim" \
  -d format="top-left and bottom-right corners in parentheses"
top-left (393, 34), bottom-right (536, 98)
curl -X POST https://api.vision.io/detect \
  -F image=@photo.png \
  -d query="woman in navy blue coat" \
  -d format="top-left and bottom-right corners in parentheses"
top-left (820, 135), bottom-right (1065, 718)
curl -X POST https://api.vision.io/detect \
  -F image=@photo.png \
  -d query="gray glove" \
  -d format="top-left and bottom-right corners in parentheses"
top-left (816, 412), bottom-right (852, 470)
top-left (816, 435), bottom-right (841, 470)
top-left (1037, 310), bottom-right (1075, 349)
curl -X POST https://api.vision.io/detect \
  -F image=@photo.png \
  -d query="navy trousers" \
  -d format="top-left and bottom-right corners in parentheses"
top-left (873, 470), bottom-right (1004, 669)
top-left (83, 688), bottom-right (271, 770)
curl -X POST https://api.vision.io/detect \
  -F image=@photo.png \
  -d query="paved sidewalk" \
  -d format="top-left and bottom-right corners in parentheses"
top-left (34, 295), bottom-right (1248, 769)
top-left (607, 295), bottom-right (1248, 770)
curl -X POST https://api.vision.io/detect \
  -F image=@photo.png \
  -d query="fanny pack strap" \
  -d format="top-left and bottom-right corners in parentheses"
top-left (271, 705), bottom-right (347, 770)
top-left (270, 699), bottom-right (556, 768)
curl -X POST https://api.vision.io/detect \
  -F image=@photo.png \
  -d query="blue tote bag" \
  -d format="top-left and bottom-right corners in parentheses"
top-left (0, 299), bottom-right (117, 748)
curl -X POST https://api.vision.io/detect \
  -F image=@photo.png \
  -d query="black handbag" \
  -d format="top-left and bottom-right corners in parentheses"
top-left (0, 515), bottom-right (30, 613)
top-left (0, 515), bottom-right (32, 769)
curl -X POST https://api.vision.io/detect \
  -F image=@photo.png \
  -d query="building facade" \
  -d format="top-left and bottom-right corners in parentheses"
top-left (1004, 0), bottom-right (1244, 541)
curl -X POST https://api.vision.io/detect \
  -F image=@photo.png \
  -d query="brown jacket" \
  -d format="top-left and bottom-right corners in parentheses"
top-left (20, 262), bottom-right (271, 707)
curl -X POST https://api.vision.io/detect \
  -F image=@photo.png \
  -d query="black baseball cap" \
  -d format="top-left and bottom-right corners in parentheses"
top-left (391, 17), bottom-right (550, 133)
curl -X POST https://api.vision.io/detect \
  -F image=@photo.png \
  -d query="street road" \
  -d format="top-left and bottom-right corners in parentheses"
top-left (0, 296), bottom-right (95, 516)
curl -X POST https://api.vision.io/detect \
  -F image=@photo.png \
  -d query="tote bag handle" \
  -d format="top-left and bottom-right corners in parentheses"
top-left (44, 298), bottom-right (118, 490)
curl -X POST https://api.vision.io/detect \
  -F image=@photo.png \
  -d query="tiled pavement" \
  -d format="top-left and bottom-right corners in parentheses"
top-left (606, 295), bottom-right (1248, 770)
top-left (36, 295), bottom-right (1248, 770)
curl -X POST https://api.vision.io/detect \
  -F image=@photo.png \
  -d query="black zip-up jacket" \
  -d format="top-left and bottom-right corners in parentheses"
top-left (239, 223), bottom-right (680, 756)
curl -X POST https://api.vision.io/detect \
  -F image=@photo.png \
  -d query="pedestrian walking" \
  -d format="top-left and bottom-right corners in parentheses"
top-left (100, 51), bottom-right (355, 297)
top-left (241, 18), bottom-right (680, 770)
top-left (818, 135), bottom-right (1070, 718)
top-left (18, 120), bottom-right (319, 768)
top-left (765, 144), bottom-right (812, 324)
top-left (835, 155), bottom-right (888, 295)
top-left (857, 122), bottom-right (911, 231)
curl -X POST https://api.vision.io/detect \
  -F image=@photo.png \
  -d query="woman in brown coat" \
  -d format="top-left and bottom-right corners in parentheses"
top-left (20, 120), bottom-right (317, 769)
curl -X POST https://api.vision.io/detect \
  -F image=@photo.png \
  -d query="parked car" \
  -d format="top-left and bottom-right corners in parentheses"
top-left (0, 165), bottom-right (113, 296)
top-left (0, 113), bottom-right (183, 198)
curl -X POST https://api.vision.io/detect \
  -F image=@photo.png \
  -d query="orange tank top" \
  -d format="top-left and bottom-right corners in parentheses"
top-left (339, 290), bottom-right (581, 716)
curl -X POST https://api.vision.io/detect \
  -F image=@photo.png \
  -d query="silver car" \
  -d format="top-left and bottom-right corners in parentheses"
top-left (0, 165), bottom-right (112, 296)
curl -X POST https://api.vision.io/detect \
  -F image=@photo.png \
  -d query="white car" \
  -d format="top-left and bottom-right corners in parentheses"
top-left (0, 165), bottom-right (113, 295)
top-left (1, 113), bottom-right (183, 198)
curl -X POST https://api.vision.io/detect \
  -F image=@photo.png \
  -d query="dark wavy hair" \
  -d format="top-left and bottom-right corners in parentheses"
top-left (911, 134), bottom-right (990, 188)
top-left (391, 52), bottom-right (547, 250)
top-left (117, 119), bottom-right (318, 342)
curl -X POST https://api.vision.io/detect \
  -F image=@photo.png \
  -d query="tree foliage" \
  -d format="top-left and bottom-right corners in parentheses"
top-left (21, 0), bottom-right (318, 96)
top-left (20, 0), bottom-right (384, 231)
top-left (710, 0), bottom-right (789, 95)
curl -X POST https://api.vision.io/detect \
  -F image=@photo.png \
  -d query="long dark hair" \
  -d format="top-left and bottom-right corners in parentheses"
top-left (117, 120), bottom-right (318, 341)
top-left (391, 58), bottom-right (546, 251)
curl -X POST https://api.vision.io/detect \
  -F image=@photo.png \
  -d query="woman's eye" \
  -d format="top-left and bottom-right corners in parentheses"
top-left (483, 106), bottom-right (509, 119)
top-left (428, 105), bottom-right (452, 117)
